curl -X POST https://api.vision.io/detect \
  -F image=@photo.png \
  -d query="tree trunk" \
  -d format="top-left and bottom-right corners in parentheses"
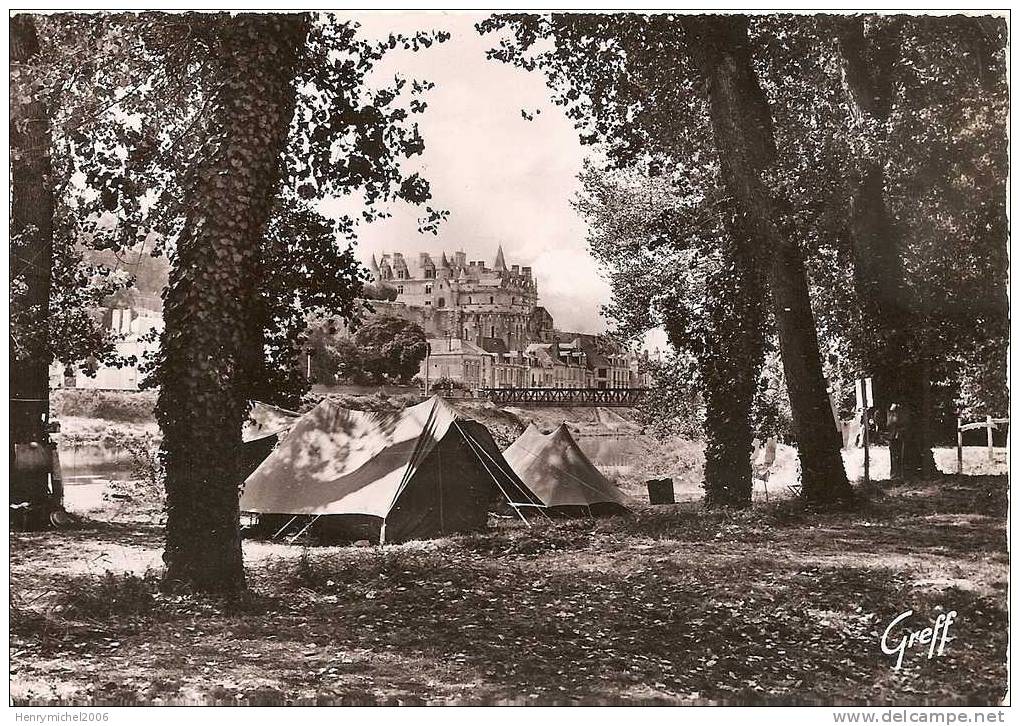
top-left (837, 16), bottom-right (935, 478)
top-left (10, 15), bottom-right (55, 457)
top-left (686, 14), bottom-right (851, 504)
top-left (669, 238), bottom-right (765, 508)
top-left (157, 13), bottom-right (308, 593)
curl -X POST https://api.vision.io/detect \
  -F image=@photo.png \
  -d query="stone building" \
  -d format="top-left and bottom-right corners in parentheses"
top-left (370, 246), bottom-right (652, 392)
top-left (49, 294), bottom-right (163, 392)
top-left (370, 246), bottom-right (554, 351)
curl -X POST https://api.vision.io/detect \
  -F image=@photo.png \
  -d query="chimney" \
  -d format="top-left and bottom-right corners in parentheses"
top-left (511, 264), bottom-right (519, 274)
top-left (522, 266), bottom-right (532, 279)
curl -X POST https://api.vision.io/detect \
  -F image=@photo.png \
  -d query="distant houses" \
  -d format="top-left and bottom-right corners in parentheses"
top-left (49, 293), bottom-right (162, 392)
top-left (421, 335), bottom-right (650, 391)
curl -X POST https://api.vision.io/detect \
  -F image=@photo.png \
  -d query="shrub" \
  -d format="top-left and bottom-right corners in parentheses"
top-left (103, 435), bottom-right (165, 520)
top-left (52, 389), bottom-right (157, 423)
top-left (430, 376), bottom-right (468, 392)
top-left (56, 570), bottom-right (160, 619)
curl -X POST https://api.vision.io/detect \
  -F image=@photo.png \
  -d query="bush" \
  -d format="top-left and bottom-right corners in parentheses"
top-left (52, 389), bottom-right (157, 423)
top-left (430, 376), bottom-right (468, 392)
top-left (56, 570), bottom-right (160, 619)
top-left (103, 435), bottom-right (165, 520)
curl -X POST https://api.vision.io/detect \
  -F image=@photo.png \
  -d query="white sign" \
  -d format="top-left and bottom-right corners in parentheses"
top-left (855, 377), bottom-right (873, 410)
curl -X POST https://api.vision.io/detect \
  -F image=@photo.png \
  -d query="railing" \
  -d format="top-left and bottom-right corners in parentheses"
top-left (479, 387), bottom-right (648, 407)
top-left (957, 415), bottom-right (1008, 472)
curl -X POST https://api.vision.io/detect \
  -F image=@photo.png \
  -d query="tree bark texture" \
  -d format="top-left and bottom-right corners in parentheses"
top-left (157, 13), bottom-right (308, 592)
top-left (686, 15), bottom-right (852, 504)
top-left (10, 15), bottom-right (55, 451)
top-left (668, 241), bottom-right (765, 508)
top-left (837, 17), bottom-right (934, 477)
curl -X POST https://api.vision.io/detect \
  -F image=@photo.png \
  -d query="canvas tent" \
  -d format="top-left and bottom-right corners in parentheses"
top-left (241, 402), bottom-right (300, 480)
top-left (503, 423), bottom-right (630, 516)
top-left (240, 396), bottom-right (544, 543)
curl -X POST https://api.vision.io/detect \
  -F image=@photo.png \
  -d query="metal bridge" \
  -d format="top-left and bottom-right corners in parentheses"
top-left (478, 387), bottom-right (648, 407)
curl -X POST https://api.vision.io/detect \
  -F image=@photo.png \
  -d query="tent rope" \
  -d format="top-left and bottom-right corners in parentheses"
top-left (455, 420), bottom-right (539, 526)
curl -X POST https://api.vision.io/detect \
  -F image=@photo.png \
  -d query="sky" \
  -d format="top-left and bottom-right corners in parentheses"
top-left (317, 12), bottom-right (615, 336)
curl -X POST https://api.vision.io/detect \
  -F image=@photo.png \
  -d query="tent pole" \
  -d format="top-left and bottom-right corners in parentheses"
top-left (287, 514), bottom-right (321, 544)
top-left (272, 515), bottom-right (299, 540)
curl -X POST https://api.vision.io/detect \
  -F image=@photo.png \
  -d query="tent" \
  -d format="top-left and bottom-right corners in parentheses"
top-left (503, 423), bottom-right (630, 516)
top-left (240, 396), bottom-right (545, 543)
top-left (243, 401), bottom-right (301, 444)
top-left (241, 402), bottom-right (300, 480)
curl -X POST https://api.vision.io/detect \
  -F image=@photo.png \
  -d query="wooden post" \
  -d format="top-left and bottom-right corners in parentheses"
top-left (957, 417), bottom-right (964, 475)
top-left (987, 414), bottom-right (994, 461)
top-left (863, 410), bottom-right (870, 485)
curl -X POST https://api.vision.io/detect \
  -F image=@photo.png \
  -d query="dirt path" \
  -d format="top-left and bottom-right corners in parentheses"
top-left (10, 475), bottom-right (1007, 706)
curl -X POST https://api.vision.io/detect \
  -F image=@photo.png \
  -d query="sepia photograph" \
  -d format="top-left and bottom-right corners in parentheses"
top-left (7, 6), bottom-right (1011, 714)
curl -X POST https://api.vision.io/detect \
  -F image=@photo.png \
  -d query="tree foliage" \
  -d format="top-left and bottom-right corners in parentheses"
top-left (483, 14), bottom-right (849, 505)
top-left (353, 316), bottom-right (429, 384)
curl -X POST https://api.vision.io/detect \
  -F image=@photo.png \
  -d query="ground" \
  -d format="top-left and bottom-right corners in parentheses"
top-left (10, 471), bottom-right (1007, 706)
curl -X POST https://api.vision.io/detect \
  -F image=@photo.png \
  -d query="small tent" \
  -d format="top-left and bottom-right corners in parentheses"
top-left (503, 423), bottom-right (630, 516)
top-left (240, 396), bottom-right (544, 543)
top-left (241, 402), bottom-right (300, 480)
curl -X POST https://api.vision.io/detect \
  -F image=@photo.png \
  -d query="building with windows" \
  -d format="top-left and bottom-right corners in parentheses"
top-left (370, 246), bottom-right (554, 351)
top-left (371, 246), bottom-right (651, 393)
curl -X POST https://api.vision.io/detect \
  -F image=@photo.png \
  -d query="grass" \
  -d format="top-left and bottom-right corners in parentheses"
top-left (9, 473), bottom-right (1007, 706)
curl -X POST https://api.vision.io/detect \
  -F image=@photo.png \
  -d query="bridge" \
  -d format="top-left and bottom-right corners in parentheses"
top-left (478, 387), bottom-right (648, 407)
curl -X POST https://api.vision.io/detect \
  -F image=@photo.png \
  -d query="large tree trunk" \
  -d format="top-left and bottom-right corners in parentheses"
top-left (157, 13), bottom-right (308, 593)
top-left (686, 15), bottom-right (851, 505)
top-left (837, 16), bottom-right (935, 478)
top-left (10, 16), bottom-right (55, 475)
top-left (10, 12), bottom-right (57, 515)
top-left (670, 237), bottom-right (765, 508)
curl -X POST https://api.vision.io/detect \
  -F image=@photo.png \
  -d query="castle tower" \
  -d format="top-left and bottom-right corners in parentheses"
top-left (369, 254), bottom-right (380, 282)
top-left (493, 244), bottom-right (507, 272)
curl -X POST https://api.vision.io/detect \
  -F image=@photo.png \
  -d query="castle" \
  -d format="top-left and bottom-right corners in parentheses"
top-left (369, 246), bottom-right (554, 351)
top-left (367, 246), bottom-right (650, 390)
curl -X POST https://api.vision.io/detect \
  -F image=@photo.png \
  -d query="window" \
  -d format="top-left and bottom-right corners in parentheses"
top-left (424, 300), bottom-right (432, 306)
top-left (396, 285), bottom-right (404, 294)
top-left (425, 284), bottom-right (433, 295)
top-left (468, 296), bottom-right (472, 304)
top-left (438, 297), bottom-right (445, 307)
top-left (489, 296), bottom-right (494, 304)
top-left (425, 268), bottom-right (435, 279)
top-left (490, 325), bottom-right (495, 338)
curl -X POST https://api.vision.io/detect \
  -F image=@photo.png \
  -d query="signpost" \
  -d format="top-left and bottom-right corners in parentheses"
top-left (855, 377), bottom-right (873, 484)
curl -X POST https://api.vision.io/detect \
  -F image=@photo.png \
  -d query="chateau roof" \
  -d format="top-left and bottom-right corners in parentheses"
top-left (479, 337), bottom-right (509, 354)
top-left (370, 254), bottom-right (379, 272)
top-left (493, 244), bottom-right (507, 271)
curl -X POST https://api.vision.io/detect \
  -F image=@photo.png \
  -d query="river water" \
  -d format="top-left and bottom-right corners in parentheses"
top-left (57, 443), bottom-right (134, 485)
